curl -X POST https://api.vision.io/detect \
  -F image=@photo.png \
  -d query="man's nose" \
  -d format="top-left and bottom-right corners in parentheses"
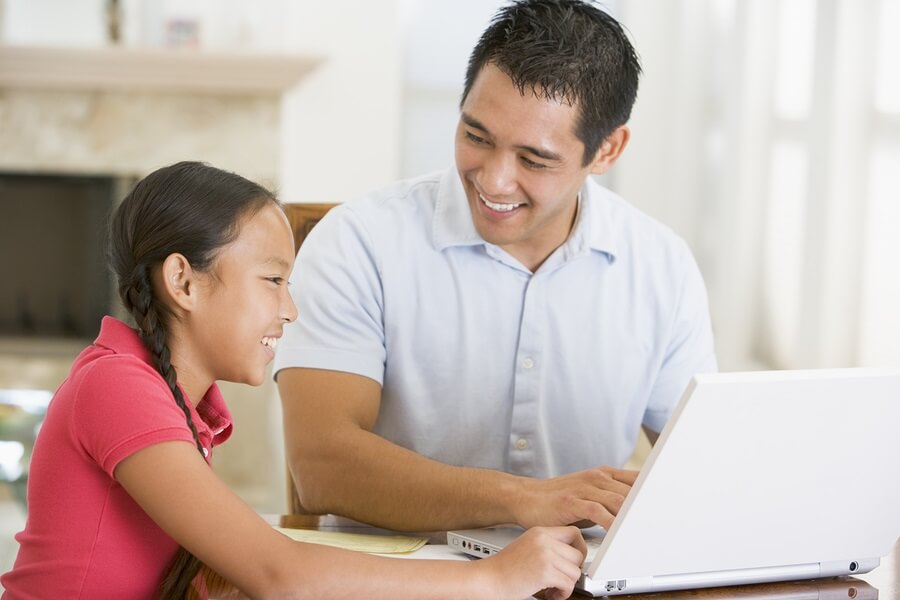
top-left (478, 152), bottom-right (517, 197)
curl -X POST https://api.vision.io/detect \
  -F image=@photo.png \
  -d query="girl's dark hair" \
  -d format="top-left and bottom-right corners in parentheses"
top-left (108, 161), bottom-right (277, 599)
top-left (461, 0), bottom-right (642, 166)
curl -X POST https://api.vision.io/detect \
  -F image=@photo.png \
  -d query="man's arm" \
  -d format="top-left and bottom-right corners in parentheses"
top-left (642, 240), bottom-right (718, 436)
top-left (279, 367), bottom-right (636, 532)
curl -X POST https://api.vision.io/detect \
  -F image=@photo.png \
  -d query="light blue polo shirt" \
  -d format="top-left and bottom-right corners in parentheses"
top-left (274, 168), bottom-right (717, 477)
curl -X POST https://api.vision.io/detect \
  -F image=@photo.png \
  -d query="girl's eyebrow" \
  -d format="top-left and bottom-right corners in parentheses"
top-left (263, 257), bottom-right (292, 269)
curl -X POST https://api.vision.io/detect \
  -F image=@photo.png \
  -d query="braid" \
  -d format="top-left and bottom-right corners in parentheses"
top-left (158, 547), bottom-right (203, 600)
top-left (126, 266), bottom-right (204, 455)
top-left (126, 268), bottom-right (206, 599)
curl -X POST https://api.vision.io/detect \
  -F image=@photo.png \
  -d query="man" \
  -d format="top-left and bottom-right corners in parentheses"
top-left (274, 0), bottom-right (716, 532)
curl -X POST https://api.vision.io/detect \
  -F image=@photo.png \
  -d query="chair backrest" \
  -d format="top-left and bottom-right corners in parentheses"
top-left (281, 203), bottom-right (337, 514)
top-left (283, 203), bottom-right (337, 255)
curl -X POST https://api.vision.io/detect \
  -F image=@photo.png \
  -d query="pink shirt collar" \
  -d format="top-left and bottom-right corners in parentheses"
top-left (94, 316), bottom-right (234, 447)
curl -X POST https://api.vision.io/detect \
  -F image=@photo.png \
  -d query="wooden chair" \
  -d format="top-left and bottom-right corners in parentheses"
top-left (281, 203), bottom-right (337, 515)
top-left (283, 203), bottom-right (337, 255)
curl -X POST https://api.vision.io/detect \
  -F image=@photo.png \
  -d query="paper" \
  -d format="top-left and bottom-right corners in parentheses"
top-left (374, 544), bottom-right (473, 561)
top-left (273, 526), bottom-right (428, 554)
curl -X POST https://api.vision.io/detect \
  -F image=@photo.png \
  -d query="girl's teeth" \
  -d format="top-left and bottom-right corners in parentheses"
top-left (480, 194), bottom-right (521, 212)
top-left (261, 337), bottom-right (278, 350)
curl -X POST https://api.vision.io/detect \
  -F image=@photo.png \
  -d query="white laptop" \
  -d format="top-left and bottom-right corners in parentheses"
top-left (448, 369), bottom-right (900, 596)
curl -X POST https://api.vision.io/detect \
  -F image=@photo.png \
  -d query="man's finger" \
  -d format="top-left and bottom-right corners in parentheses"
top-left (605, 467), bottom-right (639, 485)
top-left (567, 499), bottom-right (615, 530)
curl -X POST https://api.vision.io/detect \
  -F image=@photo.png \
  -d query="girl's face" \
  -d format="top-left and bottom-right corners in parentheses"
top-left (182, 202), bottom-right (297, 392)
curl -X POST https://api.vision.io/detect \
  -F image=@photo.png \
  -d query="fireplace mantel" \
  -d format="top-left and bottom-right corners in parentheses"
top-left (0, 45), bottom-right (321, 95)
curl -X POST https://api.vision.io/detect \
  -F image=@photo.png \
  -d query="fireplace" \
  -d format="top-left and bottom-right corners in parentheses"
top-left (0, 44), bottom-right (319, 516)
top-left (0, 171), bottom-right (133, 340)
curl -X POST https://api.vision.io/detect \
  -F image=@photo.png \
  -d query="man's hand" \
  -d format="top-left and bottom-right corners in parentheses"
top-left (511, 467), bottom-right (638, 529)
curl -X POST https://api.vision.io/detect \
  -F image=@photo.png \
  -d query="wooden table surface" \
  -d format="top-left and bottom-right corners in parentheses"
top-left (199, 515), bottom-right (899, 599)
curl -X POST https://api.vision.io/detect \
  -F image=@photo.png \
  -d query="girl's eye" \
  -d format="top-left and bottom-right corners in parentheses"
top-left (266, 277), bottom-right (284, 285)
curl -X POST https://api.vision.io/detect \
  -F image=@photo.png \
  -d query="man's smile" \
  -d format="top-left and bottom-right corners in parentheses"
top-left (479, 192), bottom-right (524, 214)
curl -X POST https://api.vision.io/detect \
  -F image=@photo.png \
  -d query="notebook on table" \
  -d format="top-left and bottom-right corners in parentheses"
top-left (448, 368), bottom-right (900, 596)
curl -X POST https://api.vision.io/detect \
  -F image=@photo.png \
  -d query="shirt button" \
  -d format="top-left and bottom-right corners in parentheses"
top-left (522, 357), bottom-right (534, 369)
top-left (202, 447), bottom-right (209, 458)
top-left (515, 438), bottom-right (529, 450)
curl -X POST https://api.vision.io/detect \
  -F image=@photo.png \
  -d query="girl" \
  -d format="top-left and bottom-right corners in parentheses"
top-left (1, 162), bottom-right (586, 599)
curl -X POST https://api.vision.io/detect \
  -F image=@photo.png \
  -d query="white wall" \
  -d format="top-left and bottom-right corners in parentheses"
top-left (400, 0), bottom-right (504, 177)
top-left (279, 1), bottom-right (404, 203)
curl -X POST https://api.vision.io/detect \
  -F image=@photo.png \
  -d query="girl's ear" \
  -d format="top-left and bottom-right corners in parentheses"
top-left (159, 253), bottom-right (197, 312)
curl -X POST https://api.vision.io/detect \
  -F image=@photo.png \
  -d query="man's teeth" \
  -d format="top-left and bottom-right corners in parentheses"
top-left (480, 194), bottom-right (522, 212)
top-left (261, 337), bottom-right (278, 350)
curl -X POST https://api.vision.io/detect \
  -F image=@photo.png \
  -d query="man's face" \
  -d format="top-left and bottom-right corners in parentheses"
top-left (455, 63), bottom-right (598, 271)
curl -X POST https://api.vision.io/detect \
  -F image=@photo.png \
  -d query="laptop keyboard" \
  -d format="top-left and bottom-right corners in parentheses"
top-left (583, 536), bottom-right (605, 569)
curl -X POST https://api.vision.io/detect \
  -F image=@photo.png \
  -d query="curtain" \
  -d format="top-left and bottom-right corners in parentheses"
top-left (614, 0), bottom-right (899, 370)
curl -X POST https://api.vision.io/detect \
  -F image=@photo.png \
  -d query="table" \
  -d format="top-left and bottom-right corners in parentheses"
top-left (199, 515), bottom-right (899, 599)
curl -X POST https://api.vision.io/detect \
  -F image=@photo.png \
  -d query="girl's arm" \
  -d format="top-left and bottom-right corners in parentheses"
top-left (115, 441), bottom-right (586, 600)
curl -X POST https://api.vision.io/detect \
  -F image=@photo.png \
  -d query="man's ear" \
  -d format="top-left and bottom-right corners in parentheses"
top-left (159, 253), bottom-right (197, 312)
top-left (588, 125), bottom-right (630, 176)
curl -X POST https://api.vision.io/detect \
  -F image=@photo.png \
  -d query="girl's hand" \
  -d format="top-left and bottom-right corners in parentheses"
top-left (477, 526), bottom-right (587, 600)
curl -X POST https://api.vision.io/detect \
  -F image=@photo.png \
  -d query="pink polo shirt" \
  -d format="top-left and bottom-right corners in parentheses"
top-left (1, 317), bottom-right (233, 599)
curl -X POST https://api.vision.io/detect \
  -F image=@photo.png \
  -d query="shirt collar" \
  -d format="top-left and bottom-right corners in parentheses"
top-left (432, 168), bottom-right (487, 250)
top-left (194, 386), bottom-right (233, 446)
top-left (432, 169), bottom-right (618, 263)
top-left (567, 177), bottom-right (618, 263)
top-left (94, 316), bottom-right (234, 447)
top-left (95, 315), bottom-right (152, 362)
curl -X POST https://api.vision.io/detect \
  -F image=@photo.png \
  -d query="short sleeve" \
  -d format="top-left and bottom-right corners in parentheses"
top-left (72, 356), bottom-right (198, 476)
top-left (643, 241), bottom-right (718, 432)
top-left (274, 204), bottom-right (387, 384)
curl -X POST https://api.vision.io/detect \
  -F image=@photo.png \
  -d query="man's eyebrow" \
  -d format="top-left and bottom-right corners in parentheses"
top-left (460, 111), bottom-right (563, 162)
top-left (519, 144), bottom-right (562, 162)
top-left (461, 112), bottom-right (489, 132)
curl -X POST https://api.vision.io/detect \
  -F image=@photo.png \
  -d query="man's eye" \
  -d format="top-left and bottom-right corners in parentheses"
top-left (521, 156), bottom-right (547, 170)
top-left (465, 131), bottom-right (488, 145)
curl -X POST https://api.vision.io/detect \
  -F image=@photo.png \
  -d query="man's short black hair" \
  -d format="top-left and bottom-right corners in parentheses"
top-left (461, 0), bottom-right (641, 166)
